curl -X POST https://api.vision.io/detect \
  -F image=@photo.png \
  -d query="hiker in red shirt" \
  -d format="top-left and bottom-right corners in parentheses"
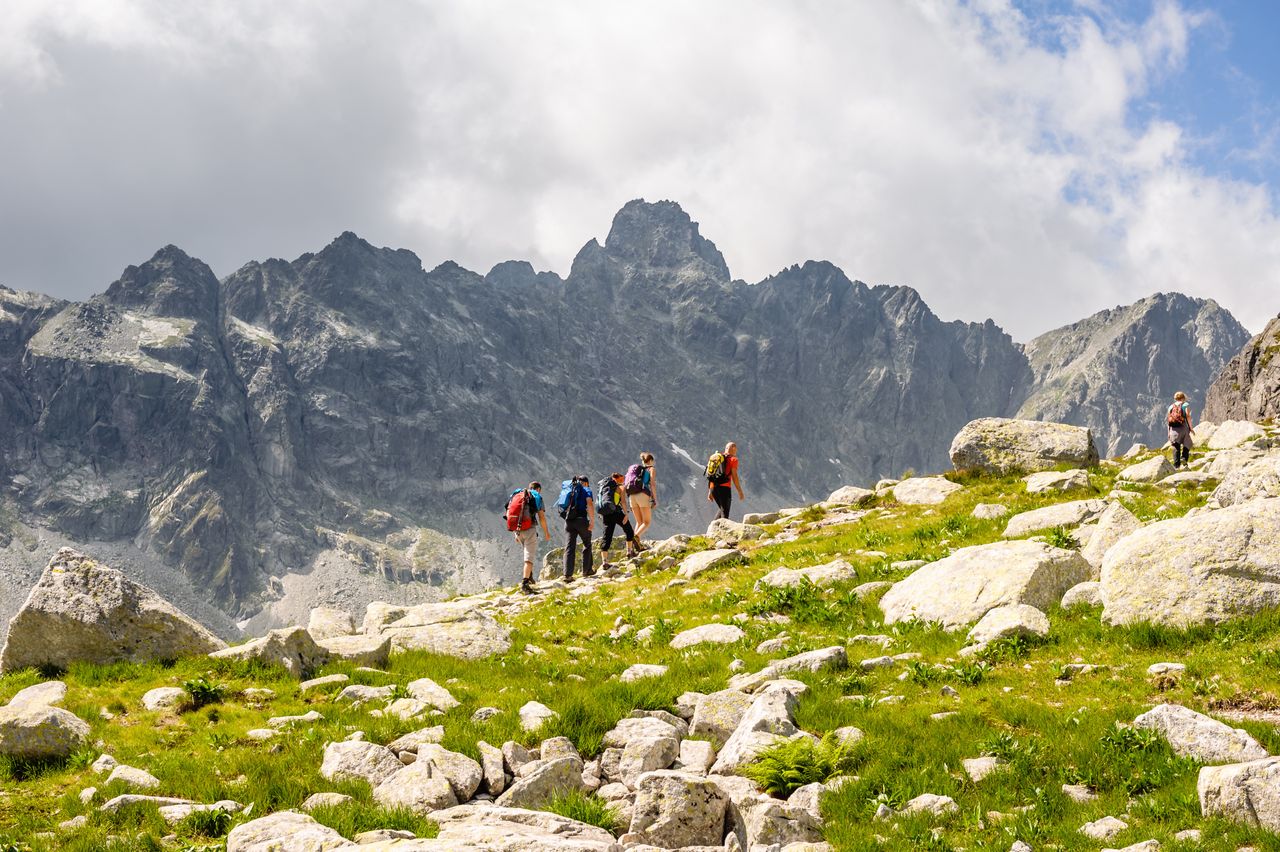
top-left (706, 442), bottom-right (745, 520)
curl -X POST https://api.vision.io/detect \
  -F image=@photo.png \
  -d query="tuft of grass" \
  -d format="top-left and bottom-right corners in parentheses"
top-left (741, 734), bottom-right (857, 797)
top-left (542, 790), bottom-right (622, 834)
top-left (306, 802), bottom-right (439, 839)
top-left (182, 677), bottom-right (225, 710)
top-left (175, 808), bottom-right (232, 838)
top-left (1042, 525), bottom-right (1080, 550)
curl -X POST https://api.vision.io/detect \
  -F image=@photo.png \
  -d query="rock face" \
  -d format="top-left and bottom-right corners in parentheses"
top-left (949, 418), bottom-right (1099, 473)
top-left (0, 207), bottom-right (1249, 630)
top-left (209, 626), bottom-right (326, 678)
top-left (1101, 498), bottom-right (1280, 627)
top-left (1206, 314), bottom-right (1280, 424)
top-left (1018, 293), bottom-right (1249, 456)
top-left (0, 548), bottom-right (225, 672)
top-left (368, 601), bottom-right (511, 659)
top-left (880, 540), bottom-right (1091, 629)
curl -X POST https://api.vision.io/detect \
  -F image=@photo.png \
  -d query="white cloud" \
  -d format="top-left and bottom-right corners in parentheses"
top-left (0, 0), bottom-right (1276, 338)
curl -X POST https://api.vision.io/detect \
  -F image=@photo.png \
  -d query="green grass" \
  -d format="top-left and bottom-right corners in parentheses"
top-left (542, 789), bottom-right (623, 834)
top-left (4, 446), bottom-right (1280, 849)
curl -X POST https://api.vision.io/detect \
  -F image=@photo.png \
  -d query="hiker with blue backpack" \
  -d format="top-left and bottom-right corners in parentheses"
top-left (557, 475), bottom-right (596, 581)
top-left (625, 452), bottom-right (657, 549)
top-left (597, 472), bottom-right (640, 567)
top-left (504, 481), bottom-right (550, 595)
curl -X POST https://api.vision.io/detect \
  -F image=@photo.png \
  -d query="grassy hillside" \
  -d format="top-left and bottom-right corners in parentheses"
top-left (3, 448), bottom-right (1280, 851)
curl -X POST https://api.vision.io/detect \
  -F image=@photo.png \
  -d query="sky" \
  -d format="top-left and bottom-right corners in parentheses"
top-left (0, 0), bottom-right (1278, 340)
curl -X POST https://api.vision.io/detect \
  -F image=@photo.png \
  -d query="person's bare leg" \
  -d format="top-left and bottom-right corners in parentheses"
top-left (634, 505), bottom-right (651, 543)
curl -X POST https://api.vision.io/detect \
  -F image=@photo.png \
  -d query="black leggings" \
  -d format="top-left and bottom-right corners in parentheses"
top-left (712, 485), bottom-right (733, 520)
top-left (601, 516), bottom-right (634, 552)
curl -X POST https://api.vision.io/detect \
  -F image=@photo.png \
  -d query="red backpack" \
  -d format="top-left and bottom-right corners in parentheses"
top-left (506, 490), bottom-right (533, 532)
top-left (1166, 403), bottom-right (1187, 427)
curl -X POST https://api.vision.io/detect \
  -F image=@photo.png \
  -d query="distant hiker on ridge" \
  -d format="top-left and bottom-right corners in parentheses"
top-left (706, 441), bottom-right (744, 520)
top-left (596, 472), bottom-right (639, 567)
top-left (1167, 391), bottom-right (1195, 469)
top-left (557, 475), bottom-right (596, 581)
top-left (504, 481), bottom-right (550, 595)
top-left (625, 452), bottom-right (657, 549)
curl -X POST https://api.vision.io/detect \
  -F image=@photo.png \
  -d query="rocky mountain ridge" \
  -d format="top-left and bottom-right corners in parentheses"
top-left (0, 200), bottom-right (1254, 632)
top-left (1205, 313), bottom-right (1280, 423)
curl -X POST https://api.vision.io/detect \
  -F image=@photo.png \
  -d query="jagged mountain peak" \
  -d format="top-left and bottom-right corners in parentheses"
top-left (101, 244), bottom-right (221, 320)
top-left (602, 198), bottom-right (730, 280)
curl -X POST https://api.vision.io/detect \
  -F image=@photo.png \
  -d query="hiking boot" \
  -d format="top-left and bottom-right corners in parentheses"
top-left (520, 578), bottom-right (535, 595)
top-left (583, 567), bottom-right (595, 578)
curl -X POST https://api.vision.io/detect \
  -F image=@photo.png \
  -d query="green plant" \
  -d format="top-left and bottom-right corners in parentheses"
top-left (1101, 724), bottom-right (1161, 754)
top-left (741, 734), bottom-right (856, 797)
top-left (977, 635), bottom-right (1031, 665)
top-left (543, 789), bottom-right (622, 834)
top-left (177, 807), bottom-right (233, 837)
top-left (905, 661), bottom-right (940, 685)
top-left (183, 677), bottom-right (225, 710)
top-left (1043, 526), bottom-right (1080, 550)
top-left (947, 661), bottom-right (989, 686)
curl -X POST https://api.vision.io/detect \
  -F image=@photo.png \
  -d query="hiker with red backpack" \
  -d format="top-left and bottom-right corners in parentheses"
top-left (556, 475), bottom-right (596, 582)
top-left (625, 452), bottom-right (657, 548)
top-left (1166, 391), bottom-right (1196, 469)
top-left (706, 441), bottom-right (744, 519)
top-left (504, 482), bottom-right (550, 595)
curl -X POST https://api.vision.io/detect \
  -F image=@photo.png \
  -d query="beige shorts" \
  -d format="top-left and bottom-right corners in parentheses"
top-left (515, 527), bottom-right (539, 563)
top-left (630, 492), bottom-right (653, 511)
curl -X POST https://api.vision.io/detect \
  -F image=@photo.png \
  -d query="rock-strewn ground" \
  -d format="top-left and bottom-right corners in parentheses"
top-left (4, 420), bottom-right (1280, 850)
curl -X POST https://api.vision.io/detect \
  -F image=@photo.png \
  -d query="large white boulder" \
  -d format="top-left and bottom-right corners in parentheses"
top-left (1025, 469), bottom-right (1090, 494)
top-left (827, 486), bottom-right (875, 506)
top-left (1080, 501), bottom-right (1141, 573)
top-left (670, 623), bottom-right (746, 650)
top-left (366, 600), bottom-right (511, 659)
top-left (1212, 455), bottom-right (1280, 507)
top-left (950, 417), bottom-right (1099, 473)
top-left (1209, 420), bottom-right (1266, 449)
top-left (880, 540), bottom-right (1091, 629)
top-left (406, 678), bottom-right (459, 711)
top-left (629, 770), bottom-right (728, 848)
top-left (690, 690), bottom-right (754, 748)
top-left (0, 701), bottom-right (90, 760)
top-left (706, 518), bottom-right (764, 544)
top-left (0, 548), bottom-right (226, 672)
top-left (892, 477), bottom-right (964, 506)
top-left (320, 740), bottom-right (404, 787)
top-left (709, 687), bottom-right (802, 775)
top-left (313, 634), bottom-right (390, 668)
top-left (306, 607), bottom-right (356, 640)
top-left (728, 647), bottom-right (848, 692)
top-left (418, 804), bottom-right (620, 851)
top-left (677, 549), bottom-right (740, 579)
top-left (1199, 757), bottom-right (1280, 831)
top-left (495, 756), bottom-right (587, 808)
top-left (756, 558), bottom-right (857, 591)
top-left (1003, 499), bottom-right (1107, 538)
top-left (1101, 498), bottom-right (1280, 627)
top-left (209, 627), bottom-right (327, 679)
top-left (225, 811), bottom-right (354, 852)
top-left (1134, 704), bottom-right (1269, 765)
top-left (966, 604), bottom-right (1049, 646)
top-left (1118, 456), bottom-right (1174, 484)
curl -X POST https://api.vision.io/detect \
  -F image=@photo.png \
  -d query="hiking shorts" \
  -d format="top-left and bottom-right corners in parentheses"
top-left (630, 492), bottom-right (653, 511)
top-left (514, 527), bottom-right (538, 563)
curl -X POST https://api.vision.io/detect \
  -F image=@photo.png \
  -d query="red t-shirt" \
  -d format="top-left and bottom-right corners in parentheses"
top-left (726, 456), bottom-right (738, 480)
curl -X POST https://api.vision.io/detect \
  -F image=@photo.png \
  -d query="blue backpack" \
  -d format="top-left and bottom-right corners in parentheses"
top-left (556, 479), bottom-right (588, 520)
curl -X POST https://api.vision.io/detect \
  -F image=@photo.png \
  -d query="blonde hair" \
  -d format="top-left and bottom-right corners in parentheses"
top-left (1174, 391), bottom-right (1187, 402)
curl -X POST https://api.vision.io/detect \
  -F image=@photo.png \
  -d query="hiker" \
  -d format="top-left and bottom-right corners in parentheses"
top-left (1166, 391), bottom-right (1195, 469)
top-left (596, 472), bottom-right (639, 566)
top-left (706, 441), bottom-right (744, 519)
top-left (504, 481), bottom-right (550, 595)
top-left (625, 452), bottom-right (657, 547)
top-left (556, 475), bottom-right (596, 581)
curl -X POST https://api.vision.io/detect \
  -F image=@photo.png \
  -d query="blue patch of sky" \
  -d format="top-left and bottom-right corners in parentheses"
top-left (1008, 0), bottom-right (1280, 191)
